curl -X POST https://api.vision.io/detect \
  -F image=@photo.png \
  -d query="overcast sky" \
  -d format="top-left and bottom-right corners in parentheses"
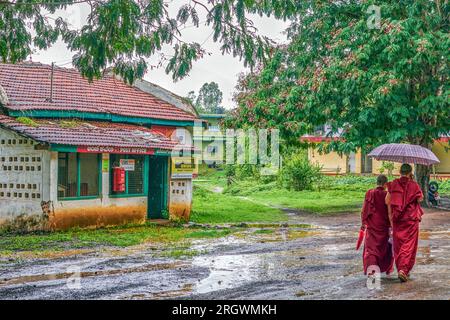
top-left (31, 2), bottom-right (288, 109)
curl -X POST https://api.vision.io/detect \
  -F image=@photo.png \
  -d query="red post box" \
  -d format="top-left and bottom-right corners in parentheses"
top-left (113, 167), bottom-right (125, 192)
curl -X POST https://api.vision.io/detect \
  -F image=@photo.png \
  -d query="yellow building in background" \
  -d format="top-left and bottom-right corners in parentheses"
top-left (304, 137), bottom-right (449, 179)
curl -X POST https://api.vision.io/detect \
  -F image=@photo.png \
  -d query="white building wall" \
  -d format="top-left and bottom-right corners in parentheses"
top-left (0, 128), bottom-right (51, 222)
top-left (169, 178), bottom-right (193, 221)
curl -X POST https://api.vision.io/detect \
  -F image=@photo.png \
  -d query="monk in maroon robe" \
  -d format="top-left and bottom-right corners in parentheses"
top-left (361, 175), bottom-right (394, 276)
top-left (386, 164), bottom-right (424, 282)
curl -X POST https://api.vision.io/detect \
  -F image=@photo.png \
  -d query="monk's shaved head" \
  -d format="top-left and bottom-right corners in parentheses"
top-left (400, 163), bottom-right (413, 176)
top-left (377, 174), bottom-right (388, 186)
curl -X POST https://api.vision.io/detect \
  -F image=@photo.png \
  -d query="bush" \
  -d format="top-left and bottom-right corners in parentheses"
top-left (224, 164), bottom-right (236, 179)
top-left (436, 179), bottom-right (450, 195)
top-left (379, 161), bottom-right (395, 175)
top-left (278, 152), bottom-right (323, 191)
top-left (235, 164), bottom-right (260, 180)
top-left (318, 175), bottom-right (375, 191)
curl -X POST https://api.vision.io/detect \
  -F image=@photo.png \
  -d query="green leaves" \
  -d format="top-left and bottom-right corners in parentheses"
top-left (0, 6), bottom-right (32, 63)
top-left (0, 0), bottom-right (290, 84)
top-left (232, 0), bottom-right (450, 151)
top-left (176, 4), bottom-right (191, 25)
top-left (165, 42), bottom-right (202, 81)
top-left (195, 82), bottom-right (224, 114)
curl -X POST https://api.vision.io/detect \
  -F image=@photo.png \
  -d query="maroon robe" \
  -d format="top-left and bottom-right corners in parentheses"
top-left (388, 177), bottom-right (424, 275)
top-left (361, 187), bottom-right (394, 275)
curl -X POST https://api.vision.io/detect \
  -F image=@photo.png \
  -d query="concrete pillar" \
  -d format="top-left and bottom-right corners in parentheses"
top-left (48, 151), bottom-right (58, 203)
top-left (101, 153), bottom-right (110, 205)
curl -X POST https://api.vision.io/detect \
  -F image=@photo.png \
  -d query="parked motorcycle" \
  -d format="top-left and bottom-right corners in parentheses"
top-left (428, 181), bottom-right (441, 206)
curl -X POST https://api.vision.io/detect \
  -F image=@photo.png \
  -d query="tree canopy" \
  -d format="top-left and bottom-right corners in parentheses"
top-left (229, 0), bottom-right (449, 193)
top-left (231, 1), bottom-right (449, 149)
top-left (0, 0), bottom-right (297, 83)
top-left (186, 82), bottom-right (225, 114)
top-left (196, 81), bottom-right (225, 114)
top-left (1, 0), bottom-right (448, 193)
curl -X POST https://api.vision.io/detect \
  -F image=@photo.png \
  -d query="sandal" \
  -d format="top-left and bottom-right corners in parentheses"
top-left (398, 270), bottom-right (408, 283)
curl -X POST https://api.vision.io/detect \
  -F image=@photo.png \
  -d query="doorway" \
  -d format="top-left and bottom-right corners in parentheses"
top-left (348, 152), bottom-right (356, 173)
top-left (147, 155), bottom-right (169, 219)
top-left (361, 152), bottom-right (373, 174)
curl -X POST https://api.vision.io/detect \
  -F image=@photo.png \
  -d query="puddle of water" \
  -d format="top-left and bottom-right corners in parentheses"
top-left (0, 262), bottom-right (186, 287)
top-left (190, 234), bottom-right (253, 252)
top-left (287, 230), bottom-right (320, 240)
top-left (192, 254), bottom-right (261, 294)
top-left (320, 243), bottom-right (354, 253)
top-left (420, 230), bottom-right (450, 240)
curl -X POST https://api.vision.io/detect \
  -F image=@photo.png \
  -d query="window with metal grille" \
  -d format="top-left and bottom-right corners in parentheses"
top-left (58, 153), bottom-right (100, 199)
top-left (110, 154), bottom-right (145, 196)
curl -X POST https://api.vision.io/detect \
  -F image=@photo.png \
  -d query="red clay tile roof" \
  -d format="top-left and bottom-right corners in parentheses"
top-left (0, 115), bottom-right (180, 150)
top-left (0, 62), bottom-right (197, 122)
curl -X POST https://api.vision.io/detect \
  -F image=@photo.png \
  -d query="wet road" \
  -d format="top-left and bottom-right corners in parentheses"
top-left (0, 209), bottom-right (448, 300)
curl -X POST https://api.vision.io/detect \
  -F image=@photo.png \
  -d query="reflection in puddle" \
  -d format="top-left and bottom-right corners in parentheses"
top-left (0, 262), bottom-right (185, 288)
top-left (193, 254), bottom-right (261, 294)
top-left (420, 230), bottom-right (450, 240)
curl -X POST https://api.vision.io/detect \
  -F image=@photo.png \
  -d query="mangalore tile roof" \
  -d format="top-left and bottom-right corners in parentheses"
top-left (0, 115), bottom-right (180, 150)
top-left (0, 62), bottom-right (197, 122)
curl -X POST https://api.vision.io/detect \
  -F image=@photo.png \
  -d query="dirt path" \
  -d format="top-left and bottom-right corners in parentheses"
top-left (0, 209), bottom-right (448, 300)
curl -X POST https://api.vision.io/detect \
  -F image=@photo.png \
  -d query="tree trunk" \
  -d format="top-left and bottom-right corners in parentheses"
top-left (415, 164), bottom-right (431, 207)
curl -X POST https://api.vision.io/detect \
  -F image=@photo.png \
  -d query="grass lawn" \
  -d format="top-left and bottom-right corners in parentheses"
top-left (194, 167), bottom-right (228, 190)
top-left (191, 186), bottom-right (287, 224)
top-left (216, 173), bottom-right (374, 214)
top-left (0, 222), bottom-right (233, 256)
top-left (246, 189), bottom-right (364, 214)
top-left (192, 170), bottom-right (378, 215)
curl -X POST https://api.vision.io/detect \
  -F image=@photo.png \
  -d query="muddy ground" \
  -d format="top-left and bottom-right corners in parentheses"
top-left (0, 208), bottom-right (448, 300)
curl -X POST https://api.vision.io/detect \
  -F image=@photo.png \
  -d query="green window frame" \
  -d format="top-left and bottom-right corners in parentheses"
top-left (57, 152), bottom-right (102, 200)
top-left (109, 154), bottom-right (149, 198)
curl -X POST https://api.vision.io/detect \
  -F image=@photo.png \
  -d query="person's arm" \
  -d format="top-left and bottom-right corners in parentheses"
top-left (361, 191), bottom-right (369, 229)
top-left (417, 189), bottom-right (424, 203)
top-left (385, 192), bottom-right (393, 227)
top-left (360, 209), bottom-right (366, 230)
top-left (414, 181), bottom-right (424, 203)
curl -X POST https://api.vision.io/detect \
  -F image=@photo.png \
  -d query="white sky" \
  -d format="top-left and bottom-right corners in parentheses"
top-left (31, 2), bottom-right (288, 109)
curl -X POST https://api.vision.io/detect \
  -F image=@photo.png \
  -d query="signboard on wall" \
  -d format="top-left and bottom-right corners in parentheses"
top-left (77, 146), bottom-right (155, 155)
top-left (119, 159), bottom-right (135, 171)
top-left (171, 157), bottom-right (195, 179)
top-left (102, 154), bottom-right (109, 172)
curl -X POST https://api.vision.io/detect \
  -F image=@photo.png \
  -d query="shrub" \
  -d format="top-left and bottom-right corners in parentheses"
top-left (235, 164), bottom-right (259, 180)
top-left (278, 152), bottom-right (323, 191)
top-left (437, 179), bottom-right (450, 195)
top-left (318, 175), bottom-right (375, 191)
top-left (224, 164), bottom-right (236, 178)
top-left (379, 161), bottom-right (395, 176)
